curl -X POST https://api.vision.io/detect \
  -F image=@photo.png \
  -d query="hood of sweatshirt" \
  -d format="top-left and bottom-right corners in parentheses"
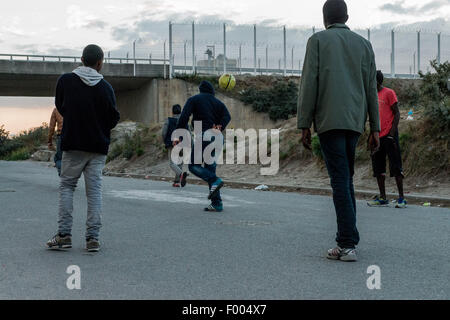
top-left (199, 81), bottom-right (215, 95)
top-left (72, 66), bottom-right (104, 86)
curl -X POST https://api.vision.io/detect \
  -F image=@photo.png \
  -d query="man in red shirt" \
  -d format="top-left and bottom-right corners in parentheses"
top-left (368, 71), bottom-right (407, 208)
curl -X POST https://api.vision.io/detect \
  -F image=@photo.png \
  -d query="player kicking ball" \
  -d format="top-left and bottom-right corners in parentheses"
top-left (367, 71), bottom-right (407, 209)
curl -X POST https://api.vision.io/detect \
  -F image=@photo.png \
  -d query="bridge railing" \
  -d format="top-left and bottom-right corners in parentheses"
top-left (0, 53), bottom-right (170, 65)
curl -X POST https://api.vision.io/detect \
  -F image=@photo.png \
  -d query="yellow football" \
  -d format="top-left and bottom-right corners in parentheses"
top-left (219, 74), bottom-right (236, 91)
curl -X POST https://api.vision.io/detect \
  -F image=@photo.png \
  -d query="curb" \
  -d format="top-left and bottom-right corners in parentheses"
top-left (104, 172), bottom-right (450, 208)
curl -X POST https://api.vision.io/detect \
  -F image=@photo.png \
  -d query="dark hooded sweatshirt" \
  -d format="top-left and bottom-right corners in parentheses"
top-left (55, 72), bottom-right (120, 155)
top-left (176, 81), bottom-right (231, 132)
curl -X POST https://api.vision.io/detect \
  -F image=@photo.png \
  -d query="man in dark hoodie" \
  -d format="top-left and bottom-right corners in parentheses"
top-left (175, 81), bottom-right (231, 212)
top-left (46, 44), bottom-right (120, 252)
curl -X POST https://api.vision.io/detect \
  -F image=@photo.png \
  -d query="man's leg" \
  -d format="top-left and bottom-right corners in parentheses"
top-left (83, 153), bottom-right (107, 241)
top-left (386, 134), bottom-right (406, 206)
top-left (54, 135), bottom-right (63, 176)
top-left (319, 130), bottom-right (360, 249)
top-left (58, 151), bottom-right (87, 237)
top-left (168, 147), bottom-right (183, 183)
top-left (368, 139), bottom-right (389, 206)
top-left (205, 161), bottom-right (222, 207)
top-left (188, 140), bottom-right (218, 185)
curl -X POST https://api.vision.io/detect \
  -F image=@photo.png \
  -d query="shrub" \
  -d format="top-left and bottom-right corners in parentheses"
top-left (419, 60), bottom-right (450, 136)
top-left (4, 147), bottom-right (30, 161)
top-left (240, 80), bottom-right (298, 121)
top-left (0, 124), bottom-right (48, 160)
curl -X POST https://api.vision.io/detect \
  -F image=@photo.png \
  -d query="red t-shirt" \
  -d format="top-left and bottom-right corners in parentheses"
top-left (378, 87), bottom-right (398, 138)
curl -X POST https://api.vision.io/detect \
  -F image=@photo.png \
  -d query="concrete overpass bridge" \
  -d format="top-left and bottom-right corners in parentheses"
top-left (0, 53), bottom-right (277, 130)
top-left (0, 53), bottom-right (175, 124)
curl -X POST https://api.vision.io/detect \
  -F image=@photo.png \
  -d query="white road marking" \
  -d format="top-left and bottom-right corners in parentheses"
top-left (107, 190), bottom-right (255, 207)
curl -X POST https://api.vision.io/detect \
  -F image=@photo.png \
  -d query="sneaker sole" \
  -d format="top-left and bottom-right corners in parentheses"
top-left (367, 204), bottom-right (389, 207)
top-left (86, 248), bottom-right (100, 252)
top-left (47, 245), bottom-right (72, 250)
top-left (208, 181), bottom-right (224, 200)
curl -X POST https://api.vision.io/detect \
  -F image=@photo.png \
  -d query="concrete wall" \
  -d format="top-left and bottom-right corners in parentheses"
top-left (116, 79), bottom-right (280, 130)
top-left (0, 59), bottom-right (168, 78)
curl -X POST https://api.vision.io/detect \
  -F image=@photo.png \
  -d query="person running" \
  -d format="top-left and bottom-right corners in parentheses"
top-left (48, 107), bottom-right (63, 176)
top-left (367, 71), bottom-right (407, 209)
top-left (162, 104), bottom-right (189, 188)
top-left (46, 44), bottom-right (120, 252)
top-left (297, 0), bottom-right (380, 262)
top-left (175, 81), bottom-right (231, 212)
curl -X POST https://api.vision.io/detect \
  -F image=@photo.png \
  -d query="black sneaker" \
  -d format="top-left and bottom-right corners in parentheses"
top-left (46, 234), bottom-right (72, 250)
top-left (86, 238), bottom-right (100, 252)
top-left (180, 172), bottom-right (189, 188)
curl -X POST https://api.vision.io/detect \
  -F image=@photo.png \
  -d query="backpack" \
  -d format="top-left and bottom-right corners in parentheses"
top-left (164, 117), bottom-right (179, 148)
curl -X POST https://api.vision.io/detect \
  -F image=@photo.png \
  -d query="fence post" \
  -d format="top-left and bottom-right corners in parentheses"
top-left (299, 60), bottom-right (302, 76)
top-left (437, 32), bottom-right (441, 64)
top-left (258, 58), bottom-right (261, 75)
top-left (164, 41), bottom-right (167, 79)
top-left (149, 53), bottom-right (152, 65)
top-left (254, 24), bottom-right (257, 74)
top-left (266, 45), bottom-right (269, 74)
top-left (192, 21), bottom-right (196, 74)
top-left (283, 26), bottom-right (287, 77)
top-left (223, 23), bottom-right (227, 74)
top-left (133, 40), bottom-right (136, 77)
top-left (184, 41), bottom-right (187, 74)
top-left (417, 30), bottom-right (421, 74)
top-left (291, 46), bottom-right (294, 76)
top-left (239, 44), bottom-right (242, 75)
top-left (169, 21), bottom-right (173, 79)
top-left (391, 29), bottom-right (395, 77)
top-left (413, 52), bottom-right (416, 78)
top-left (367, 28), bottom-right (371, 42)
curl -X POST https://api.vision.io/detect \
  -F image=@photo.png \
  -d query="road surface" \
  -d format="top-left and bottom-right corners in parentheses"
top-left (0, 161), bottom-right (449, 299)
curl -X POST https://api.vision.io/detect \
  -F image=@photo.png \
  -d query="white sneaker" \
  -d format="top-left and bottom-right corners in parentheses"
top-left (327, 246), bottom-right (357, 262)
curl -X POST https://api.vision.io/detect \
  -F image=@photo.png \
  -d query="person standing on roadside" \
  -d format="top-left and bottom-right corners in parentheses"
top-left (367, 71), bottom-right (407, 209)
top-left (46, 44), bottom-right (120, 252)
top-left (297, 0), bottom-right (380, 262)
top-left (48, 108), bottom-right (63, 176)
top-left (162, 104), bottom-right (189, 188)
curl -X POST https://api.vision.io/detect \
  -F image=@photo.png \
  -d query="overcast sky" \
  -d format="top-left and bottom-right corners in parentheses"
top-left (1, 0), bottom-right (449, 134)
top-left (0, 0), bottom-right (449, 56)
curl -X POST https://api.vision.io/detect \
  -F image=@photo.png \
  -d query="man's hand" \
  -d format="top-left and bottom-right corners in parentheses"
top-left (368, 132), bottom-right (380, 154)
top-left (301, 128), bottom-right (312, 151)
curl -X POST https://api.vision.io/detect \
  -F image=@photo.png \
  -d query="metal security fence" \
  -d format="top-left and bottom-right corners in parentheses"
top-left (2, 22), bottom-right (447, 79)
top-left (167, 22), bottom-right (449, 79)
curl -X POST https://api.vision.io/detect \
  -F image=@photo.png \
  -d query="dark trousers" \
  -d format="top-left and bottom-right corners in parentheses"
top-left (189, 139), bottom-right (222, 206)
top-left (319, 129), bottom-right (361, 249)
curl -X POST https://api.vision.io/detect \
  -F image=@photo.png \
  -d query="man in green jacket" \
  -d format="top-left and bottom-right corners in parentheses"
top-left (297, 0), bottom-right (380, 262)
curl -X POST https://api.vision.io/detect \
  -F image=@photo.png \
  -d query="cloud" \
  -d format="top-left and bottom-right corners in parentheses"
top-left (66, 5), bottom-right (108, 30)
top-left (379, 0), bottom-right (449, 16)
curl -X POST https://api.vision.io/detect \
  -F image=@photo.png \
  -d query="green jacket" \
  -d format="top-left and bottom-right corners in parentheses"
top-left (297, 24), bottom-right (380, 134)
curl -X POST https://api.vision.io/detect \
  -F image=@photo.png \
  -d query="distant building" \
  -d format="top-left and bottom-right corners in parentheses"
top-left (197, 54), bottom-right (237, 71)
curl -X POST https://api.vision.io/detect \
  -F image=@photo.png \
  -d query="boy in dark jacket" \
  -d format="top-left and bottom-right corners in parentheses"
top-left (46, 44), bottom-right (120, 252)
top-left (175, 81), bottom-right (231, 212)
top-left (162, 104), bottom-right (188, 187)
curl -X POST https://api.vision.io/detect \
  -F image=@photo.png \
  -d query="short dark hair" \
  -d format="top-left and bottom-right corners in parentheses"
top-left (82, 44), bottom-right (104, 67)
top-left (376, 70), bottom-right (384, 85)
top-left (323, 0), bottom-right (348, 25)
top-left (172, 104), bottom-right (182, 115)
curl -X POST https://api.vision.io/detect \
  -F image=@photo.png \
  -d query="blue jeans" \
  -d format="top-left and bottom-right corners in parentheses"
top-left (54, 135), bottom-right (62, 176)
top-left (189, 140), bottom-right (222, 207)
top-left (319, 130), bottom-right (361, 249)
